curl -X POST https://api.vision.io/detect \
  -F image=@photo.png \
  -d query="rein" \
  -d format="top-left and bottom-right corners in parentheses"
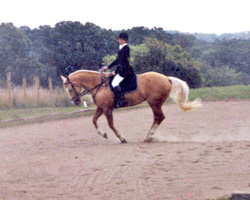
top-left (64, 69), bottom-right (110, 102)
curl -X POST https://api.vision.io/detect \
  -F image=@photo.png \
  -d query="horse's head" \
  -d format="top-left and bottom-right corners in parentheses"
top-left (61, 75), bottom-right (82, 106)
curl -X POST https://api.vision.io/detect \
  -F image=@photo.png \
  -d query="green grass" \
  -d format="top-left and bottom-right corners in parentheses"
top-left (0, 106), bottom-right (98, 128)
top-left (206, 195), bottom-right (232, 200)
top-left (189, 85), bottom-right (250, 101)
top-left (0, 106), bottom-right (96, 121)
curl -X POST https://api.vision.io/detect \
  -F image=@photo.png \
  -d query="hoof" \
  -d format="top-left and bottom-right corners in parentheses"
top-left (103, 132), bottom-right (108, 139)
top-left (144, 137), bottom-right (153, 143)
top-left (121, 139), bottom-right (127, 143)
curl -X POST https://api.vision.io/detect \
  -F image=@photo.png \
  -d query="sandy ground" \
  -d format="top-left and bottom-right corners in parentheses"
top-left (0, 100), bottom-right (250, 200)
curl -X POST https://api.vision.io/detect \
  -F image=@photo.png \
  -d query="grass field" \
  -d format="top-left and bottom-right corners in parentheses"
top-left (1, 85), bottom-right (250, 127)
top-left (0, 106), bottom-right (95, 121)
top-left (207, 195), bottom-right (232, 200)
top-left (189, 85), bottom-right (250, 101)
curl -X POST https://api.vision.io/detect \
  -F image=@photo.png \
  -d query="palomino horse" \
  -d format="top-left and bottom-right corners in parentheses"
top-left (61, 70), bottom-right (202, 143)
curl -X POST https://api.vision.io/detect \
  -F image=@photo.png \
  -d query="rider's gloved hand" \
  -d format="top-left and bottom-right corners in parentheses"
top-left (103, 66), bottom-right (108, 71)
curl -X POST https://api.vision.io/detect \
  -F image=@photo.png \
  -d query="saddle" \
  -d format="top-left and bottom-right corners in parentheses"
top-left (109, 74), bottom-right (138, 94)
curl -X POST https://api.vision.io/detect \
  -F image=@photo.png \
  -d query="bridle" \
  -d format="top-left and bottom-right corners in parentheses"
top-left (64, 69), bottom-right (110, 102)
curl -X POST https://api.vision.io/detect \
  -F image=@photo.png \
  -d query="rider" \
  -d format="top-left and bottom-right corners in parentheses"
top-left (103, 32), bottom-right (135, 108)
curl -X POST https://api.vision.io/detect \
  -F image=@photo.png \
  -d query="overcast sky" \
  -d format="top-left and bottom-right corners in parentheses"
top-left (1, 0), bottom-right (249, 34)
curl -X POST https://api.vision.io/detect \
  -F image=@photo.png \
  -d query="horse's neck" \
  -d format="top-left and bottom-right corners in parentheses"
top-left (70, 70), bottom-right (101, 90)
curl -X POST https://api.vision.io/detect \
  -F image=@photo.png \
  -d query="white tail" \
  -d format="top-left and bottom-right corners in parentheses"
top-left (168, 76), bottom-right (202, 112)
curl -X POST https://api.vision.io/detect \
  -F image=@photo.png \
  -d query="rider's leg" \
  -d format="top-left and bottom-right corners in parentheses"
top-left (112, 74), bottom-right (124, 88)
top-left (112, 74), bottom-right (127, 108)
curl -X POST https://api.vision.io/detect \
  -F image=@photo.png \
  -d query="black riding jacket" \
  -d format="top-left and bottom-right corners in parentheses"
top-left (108, 45), bottom-right (134, 78)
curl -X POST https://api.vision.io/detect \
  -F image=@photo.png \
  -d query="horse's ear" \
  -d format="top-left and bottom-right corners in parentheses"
top-left (60, 75), bottom-right (66, 83)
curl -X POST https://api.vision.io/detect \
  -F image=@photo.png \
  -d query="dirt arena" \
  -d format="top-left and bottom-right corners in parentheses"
top-left (1, 100), bottom-right (250, 200)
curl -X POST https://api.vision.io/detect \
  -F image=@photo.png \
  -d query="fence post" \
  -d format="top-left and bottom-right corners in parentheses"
top-left (49, 78), bottom-right (53, 100)
top-left (7, 72), bottom-right (13, 108)
top-left (34, 76), bottom-right (40, 106)
top-left (22, 77), bottom-right (27, 102)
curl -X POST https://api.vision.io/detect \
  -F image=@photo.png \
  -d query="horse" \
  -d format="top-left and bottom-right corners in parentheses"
top-left (61, 70), bottom-right (202, 143)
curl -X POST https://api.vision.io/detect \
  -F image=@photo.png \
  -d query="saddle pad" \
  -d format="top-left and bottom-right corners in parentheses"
top-left (109, 74), bottom-right (138, 94)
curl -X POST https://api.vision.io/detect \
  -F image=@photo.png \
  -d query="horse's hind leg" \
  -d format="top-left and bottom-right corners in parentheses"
top-left (104, 108), bottom-right (127, 143)
top-left (93, 107), bottom-right (107, 139)
top-left (144, 104), bottom-right (165, 142)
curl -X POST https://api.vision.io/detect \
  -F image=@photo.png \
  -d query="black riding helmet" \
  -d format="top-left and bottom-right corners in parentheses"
top-left (119, 32), bottom-right (128, 42)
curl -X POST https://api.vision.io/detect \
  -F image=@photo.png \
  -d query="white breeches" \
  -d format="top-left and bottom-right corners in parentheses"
top-left (112, 74), bottom-right (124, 87)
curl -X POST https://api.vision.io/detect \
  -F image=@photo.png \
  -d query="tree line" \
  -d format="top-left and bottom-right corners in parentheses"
top-left (0, 21), bottom-right (249, 88)
top-left (168, 30), bottom-right (250, 42)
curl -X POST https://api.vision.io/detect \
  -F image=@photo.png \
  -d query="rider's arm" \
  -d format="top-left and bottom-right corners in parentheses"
top-left (108, 59), bottom-right (118, 69)
top-left (107, 45), bottom-right (130, 69)
top-left (110, 46), bottom-right (130, 68)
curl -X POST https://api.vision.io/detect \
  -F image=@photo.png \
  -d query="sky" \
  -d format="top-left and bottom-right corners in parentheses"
top-left (0, 0), bottom-right (249, 34)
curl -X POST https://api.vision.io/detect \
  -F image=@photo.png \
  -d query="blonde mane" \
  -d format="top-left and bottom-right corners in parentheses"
top-left (69, 70), bottom-right (100, 78)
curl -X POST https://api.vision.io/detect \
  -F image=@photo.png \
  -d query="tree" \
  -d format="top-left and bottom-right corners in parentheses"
top-left (0, 23), bottom-right (42, 86)
top-left (130, 38), bottom-right (202, 88)
top-left (1, 21), bottom-right (250, 88)
top-left (202, 66), bottom-right (242, 87)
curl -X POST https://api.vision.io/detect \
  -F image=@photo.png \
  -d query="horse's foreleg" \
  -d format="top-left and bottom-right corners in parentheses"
top-left (104, 109), bottom-right (127, 143)
top-left (93, 107), bottom-right (107, 139)
top-left (145, 105), bottom-right (165, 142)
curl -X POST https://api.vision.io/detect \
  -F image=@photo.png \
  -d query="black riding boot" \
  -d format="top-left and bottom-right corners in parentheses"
top-left (113, 86), bottom-right (127, 108)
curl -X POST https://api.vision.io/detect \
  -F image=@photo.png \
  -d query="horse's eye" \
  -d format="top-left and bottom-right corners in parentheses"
top-left (68, 89), bottom-right (73, 92)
